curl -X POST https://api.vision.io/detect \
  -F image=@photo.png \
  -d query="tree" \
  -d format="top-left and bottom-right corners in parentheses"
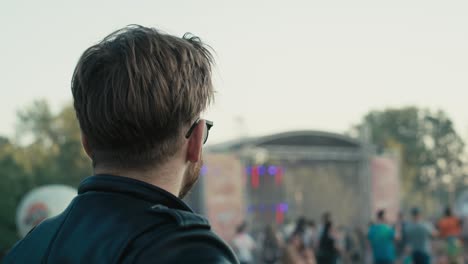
top-left (353, 107), bottom-right (465, 213)
top-left (0, 137), bottom-right (30, 252)
top-left (0, 100), bottom-right (92, 251)
top-left (15, 100), bottom-right (91, 187)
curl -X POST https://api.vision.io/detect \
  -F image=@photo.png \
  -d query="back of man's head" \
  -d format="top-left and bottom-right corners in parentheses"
top-left (322, 211), bottom-right (331, 223)
top-left (444, 206), bottom-right (453, 217)
top-left (377, 209), bottom-right (385, 222)
top-left (72, 25), bottom-right (214, 170)
top-left (411, 207), bottom-right (420, 220)
top-left (307, 220), bottom-right (316, 228)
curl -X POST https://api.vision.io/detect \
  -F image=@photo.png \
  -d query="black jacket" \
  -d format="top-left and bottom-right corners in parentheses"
top-left (4, 175), bottom-right (239, 263)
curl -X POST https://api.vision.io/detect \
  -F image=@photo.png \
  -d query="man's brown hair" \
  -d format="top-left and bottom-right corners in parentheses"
top-left (72, 25), bottom-right (214, 169)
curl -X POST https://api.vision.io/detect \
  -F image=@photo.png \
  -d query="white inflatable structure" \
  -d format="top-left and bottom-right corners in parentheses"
top-left (16, 185), bottom-right (77, 238)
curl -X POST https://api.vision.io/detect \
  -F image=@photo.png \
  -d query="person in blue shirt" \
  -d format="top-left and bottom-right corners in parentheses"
top-left (368, 210), bottom-right (397, 264)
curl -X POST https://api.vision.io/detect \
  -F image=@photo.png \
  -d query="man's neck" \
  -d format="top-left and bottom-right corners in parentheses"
top-left (94, 163), bottom-right (184, 197)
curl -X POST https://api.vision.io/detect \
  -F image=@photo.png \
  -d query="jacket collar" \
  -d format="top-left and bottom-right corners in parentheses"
top-left (78, 174), bottom-right (193, 212)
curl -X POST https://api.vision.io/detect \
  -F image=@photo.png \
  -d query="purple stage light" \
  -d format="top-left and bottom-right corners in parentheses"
top-left (279, 203), bottom-right (288, 212)
top-left (268, 166), bottom-right (277, 176)
top-left (200, 165), bottom-right (208, 176)
top-left (245, 166), bottom-right (252, 176)
top-left (258, 165), bottom-right (266, 176)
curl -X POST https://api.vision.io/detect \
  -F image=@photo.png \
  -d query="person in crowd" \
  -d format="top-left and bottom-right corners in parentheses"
top-left (352, 226), bottom-right (368, 264)
top-left (261, 224), bottom-right (283, 264)
top-left (404, 207), bottom-right (437, 264)
top-left (295, 217), bottom-right (307, 234)
top-left (284, 230), bottom-right (316, 264)
top-left (461, 215), bottom-right (468, 264)
top-left (394, 211), bottom-right (408, 262)
top-left (316, 220), bottom-right (340, 264)
top-left (340, 226), bottom-right (363, 264)
top-left (282, 218), bottom-right (297, 242)
top-left (315, 211), bottom-right (332, 249)
top-left (232, 222), bottom-right (256, 264)
top-left (335, 225), bottom-right (349, 263)
top-left (290, 217), bottom-right (313, 249)
top-left (437, 206), bottom-right (463, 264)
top-left (320, 212), bottom-right (331, 232)
top-left (368, 209), bottom-right (397, 264)
top-left (3, 25), bottom-right (238, 263)
top-left (304, 220), bottom-right (318, 250)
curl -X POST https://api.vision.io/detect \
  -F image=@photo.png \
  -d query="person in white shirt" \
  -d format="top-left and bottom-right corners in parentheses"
top-left (232, 222), bottom-right (256, 264)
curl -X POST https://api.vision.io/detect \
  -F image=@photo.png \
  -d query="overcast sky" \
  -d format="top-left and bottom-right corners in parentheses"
top-left (1, 0), bottom-right (467, 144)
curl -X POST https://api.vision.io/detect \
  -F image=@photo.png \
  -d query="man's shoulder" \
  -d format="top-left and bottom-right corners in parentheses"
top-left (379, 223), bottom-right (394, 233)
top-left (125, 205), bottom-right (239, 263)
top-left (147, 204), bottom-right (211, 228)
top-left (369, 223), bottom-right (390, 232)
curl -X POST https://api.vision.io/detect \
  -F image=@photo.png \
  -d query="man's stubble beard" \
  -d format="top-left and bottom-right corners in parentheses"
top-left (178, 159), bottom-right (203, 199)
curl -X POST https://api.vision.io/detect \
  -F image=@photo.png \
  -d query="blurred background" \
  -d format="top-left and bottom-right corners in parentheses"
top-left (1, 0), bottom-right (468, 262)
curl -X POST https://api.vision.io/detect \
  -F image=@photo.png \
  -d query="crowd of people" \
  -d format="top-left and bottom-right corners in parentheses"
top-left (230, 212), bottom-right (364, 264)
top-left (368, 207), bottom-right (467, 264)
top-left (230, 208), bottom-right (468, 264)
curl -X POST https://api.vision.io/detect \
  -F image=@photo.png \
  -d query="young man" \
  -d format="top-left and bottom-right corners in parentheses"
top-left (437, 206), bottom-right (462, 263)
top-left (394, 211), bottom-right (408, 261)
top-left (4, 25), bottom-right (238, 263)
top-left (368, 210), bottom-right (397, 264)
top-left (404, 208), bottom-right (436, 264)
top-left (232, 222), bottom-right (256, 264)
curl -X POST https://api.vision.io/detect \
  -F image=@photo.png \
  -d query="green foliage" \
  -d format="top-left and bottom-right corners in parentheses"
top-left (0, 100), bottom-right (92, 252)
top-left (0, 139), bottom-right (29, 251)
top-left (354, 107), bottom-right (466, 213)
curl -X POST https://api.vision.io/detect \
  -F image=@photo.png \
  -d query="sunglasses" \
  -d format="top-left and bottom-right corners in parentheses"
top-left (185, 118), bottom-right (213, 144)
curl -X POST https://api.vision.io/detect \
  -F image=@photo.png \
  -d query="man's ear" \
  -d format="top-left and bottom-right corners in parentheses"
top-left (186, 120), bottom-right (204, 163)
top-left (81, 134), bottom-right (93, 159)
